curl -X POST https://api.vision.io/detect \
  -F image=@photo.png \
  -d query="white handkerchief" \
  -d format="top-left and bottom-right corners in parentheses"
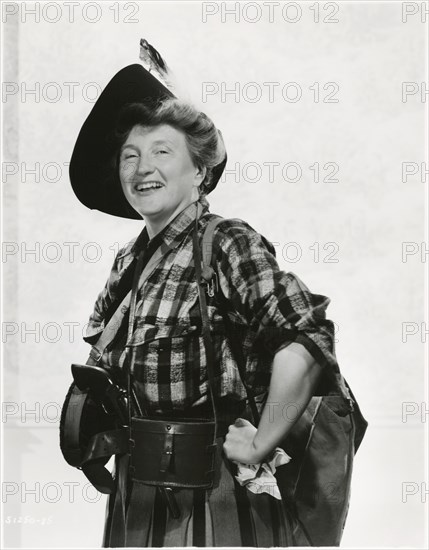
top-left (234, 447), bottom-right (291, 500)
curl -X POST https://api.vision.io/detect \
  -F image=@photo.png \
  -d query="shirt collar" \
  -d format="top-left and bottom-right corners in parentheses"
top-left (130, 196), bottom-right (211, 257)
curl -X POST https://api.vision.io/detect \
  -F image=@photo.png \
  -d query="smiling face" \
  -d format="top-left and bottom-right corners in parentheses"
top-left (119, 124), bottom-right (206, 233)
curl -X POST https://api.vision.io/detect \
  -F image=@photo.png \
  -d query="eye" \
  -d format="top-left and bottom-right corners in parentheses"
top-left (155, 149), bottom-right (169, 155)
top-left (120, 152), bottom-right (138, 162)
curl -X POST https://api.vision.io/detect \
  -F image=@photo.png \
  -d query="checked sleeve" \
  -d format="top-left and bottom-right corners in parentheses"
top-left (214, 219), bottom-right (341, 391)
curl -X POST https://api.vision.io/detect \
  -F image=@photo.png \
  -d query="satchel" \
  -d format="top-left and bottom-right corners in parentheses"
top-left (129, 416), bottom-right (216, 488)
top-left (199, 215), bottom-right (369, 547)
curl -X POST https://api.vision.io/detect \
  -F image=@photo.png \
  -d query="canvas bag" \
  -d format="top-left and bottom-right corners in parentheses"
top-left (200, 216), bottom-right (368, 547)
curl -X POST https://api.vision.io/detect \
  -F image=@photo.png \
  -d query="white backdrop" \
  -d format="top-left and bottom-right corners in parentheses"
top-left (2, 1), bottom-right (428, 548)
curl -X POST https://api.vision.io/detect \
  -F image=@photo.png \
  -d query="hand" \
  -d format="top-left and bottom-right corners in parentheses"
top-left (223, 418), bottom-right (264, 464)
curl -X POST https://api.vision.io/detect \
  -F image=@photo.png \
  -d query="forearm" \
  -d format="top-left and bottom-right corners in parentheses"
top-left (252, 342), bottom-right (322, 461)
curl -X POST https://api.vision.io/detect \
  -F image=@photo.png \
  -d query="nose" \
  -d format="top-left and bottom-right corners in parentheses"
top-left (136, 153), bottom-right (156, 176)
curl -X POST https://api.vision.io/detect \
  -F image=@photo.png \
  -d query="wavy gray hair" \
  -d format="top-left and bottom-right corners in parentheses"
top-left (112, 98), bottom-right (225, 195)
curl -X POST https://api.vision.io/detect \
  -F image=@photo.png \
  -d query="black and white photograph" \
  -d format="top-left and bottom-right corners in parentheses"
top-left (2, 1), bottom-right (428, 548)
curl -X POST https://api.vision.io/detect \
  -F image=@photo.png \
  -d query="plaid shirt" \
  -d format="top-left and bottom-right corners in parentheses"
top-left (84, 197), bottom-right (351, 414)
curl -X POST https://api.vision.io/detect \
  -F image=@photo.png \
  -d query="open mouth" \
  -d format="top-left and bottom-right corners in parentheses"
top-left (134, 181), bottom-right (164, 193)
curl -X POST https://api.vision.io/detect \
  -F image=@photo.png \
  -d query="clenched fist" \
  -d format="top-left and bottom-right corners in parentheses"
top-left (223, 418), bottom-right (263, 464)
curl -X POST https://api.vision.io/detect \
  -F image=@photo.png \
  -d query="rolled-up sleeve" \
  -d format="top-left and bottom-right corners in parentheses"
top-left (215, 219), bottom-right (339, 383)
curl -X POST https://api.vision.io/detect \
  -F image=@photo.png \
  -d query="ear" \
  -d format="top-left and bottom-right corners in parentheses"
top-left (194, 165), bottom-right (207, 186)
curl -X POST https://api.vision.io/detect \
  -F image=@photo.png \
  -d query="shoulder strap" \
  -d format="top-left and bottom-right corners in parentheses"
top-left (102, 257), bottom-right (137, 326)
top-left (200, 216), bottom-right (260, 426)
top-left (192, 221), bottom-right (219, 435)
top-left (202, 217), bottom-right (224, 275)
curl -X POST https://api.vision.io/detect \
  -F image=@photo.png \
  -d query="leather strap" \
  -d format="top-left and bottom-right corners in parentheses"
top-left (61, 384), bottom-right (86, 467)
top-left (202, 217), bottom-right (223, 269)
top-left (159, 432), bottom-right (174, 474)
top-left (82, 428), bottom-right (129, 465)
top-left (193, 488), bottom-right (206, 545)
top-left (192, 219), bottom-right (219, 435)
top-left (200, 215), bottom-right (260, 425)
top-left (80, 429), bottom-right (129, 494)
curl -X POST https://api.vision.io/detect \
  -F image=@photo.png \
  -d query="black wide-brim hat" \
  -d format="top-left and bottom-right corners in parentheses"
top-left (69, 64), bottom-right (227, 220)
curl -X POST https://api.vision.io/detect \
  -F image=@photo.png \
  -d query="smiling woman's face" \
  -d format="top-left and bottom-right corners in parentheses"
top-left (119, 124), bottom-right (205, 228)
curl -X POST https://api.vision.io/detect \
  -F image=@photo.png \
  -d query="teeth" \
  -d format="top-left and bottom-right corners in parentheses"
top-left (136, 182), bottom-right (163, 191)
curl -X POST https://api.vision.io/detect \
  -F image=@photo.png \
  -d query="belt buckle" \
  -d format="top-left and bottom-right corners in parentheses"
top-left (206, 272), bottom-right (218, 297)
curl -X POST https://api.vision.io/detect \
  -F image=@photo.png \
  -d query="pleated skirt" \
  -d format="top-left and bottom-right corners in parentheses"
top-left (102, 436), bottom-right (295, 547)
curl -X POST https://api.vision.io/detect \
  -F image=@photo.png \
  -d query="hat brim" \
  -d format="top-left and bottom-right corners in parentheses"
top-left (69, 64), bottom-right (226, 220)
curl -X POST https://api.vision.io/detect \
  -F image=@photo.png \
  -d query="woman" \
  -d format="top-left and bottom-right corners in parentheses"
top-left (69, 63), bottom-right (364, 547)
